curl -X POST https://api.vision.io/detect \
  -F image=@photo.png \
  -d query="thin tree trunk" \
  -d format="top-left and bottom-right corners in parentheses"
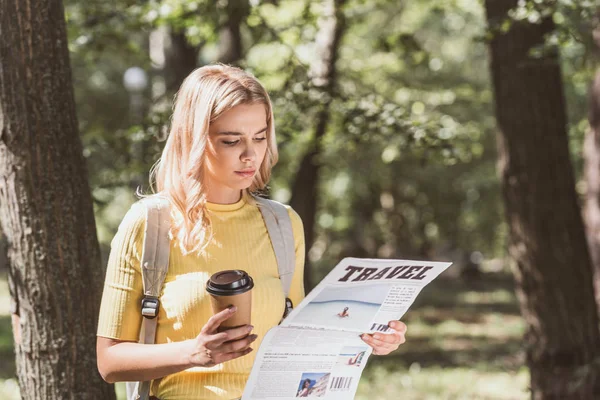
top-left (217, 0), bottom-right (250, 65)
top-left (164, 0), bottom-right (246, 92)
top-left (289, 0), bottom-right (347, 291)
top-left (165, 30), bottom-right (200, 92)
top-left (0, 0), bottom-right (114, 398)
top-left (485, 0), bottom-right (600, 398)
top-left (584, 72), bottom-right (600, 303)
top-left (583, 25), bottom-right (600, 306)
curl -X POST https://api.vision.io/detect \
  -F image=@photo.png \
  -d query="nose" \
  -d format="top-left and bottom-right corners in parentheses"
top-left (241, 141), bottom-right (257, 163)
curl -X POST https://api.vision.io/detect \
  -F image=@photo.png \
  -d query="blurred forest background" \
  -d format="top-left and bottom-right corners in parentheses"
top-left (1, 0), bottom-right (599, 399)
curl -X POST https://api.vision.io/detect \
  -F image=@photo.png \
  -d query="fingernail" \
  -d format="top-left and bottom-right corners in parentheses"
top-left (248, 325), bottom-right (254, 331)
top-left (251, 334), bottom-right (258, 341)
top-left (229, 306), bottom-right (237, 313)
top-left (374, 334), bottom-right (381, 340)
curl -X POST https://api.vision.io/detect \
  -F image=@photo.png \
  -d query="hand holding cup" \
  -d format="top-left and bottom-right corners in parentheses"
top-left (187, 306), bottom-right (257, 368)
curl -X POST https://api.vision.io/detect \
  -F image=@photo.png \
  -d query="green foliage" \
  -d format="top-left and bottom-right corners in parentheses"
top-left (7, 0), bottom-right (600, 392)
top-left (63, 0), bottom-right (594, 275)
top-left (63, 0), bottom-right (508, 269)
top-left (304, 0), bottom-right (503, 269)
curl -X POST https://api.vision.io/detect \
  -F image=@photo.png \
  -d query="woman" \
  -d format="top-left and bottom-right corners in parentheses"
top-left (297, 379), bottom-right (311, 397)
top-left (337, 306), bottom-right (350, 318)
top-left (96, 64), bottom-right (406, 399)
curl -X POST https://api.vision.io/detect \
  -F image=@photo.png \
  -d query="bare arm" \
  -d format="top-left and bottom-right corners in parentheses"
top-left (97, 307), bottom-right (257, 383)
top-left (97, 336), bottom-right (196, 383)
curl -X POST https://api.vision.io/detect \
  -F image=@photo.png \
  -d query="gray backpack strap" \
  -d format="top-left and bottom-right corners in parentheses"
top-left (254, 196), bottom-right (295, 297)
top-left (127, 196), bottom-right (171, 400)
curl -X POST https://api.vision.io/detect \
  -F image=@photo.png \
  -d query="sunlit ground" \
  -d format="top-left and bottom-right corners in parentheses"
top-left (0, 268), bottom-right (529, 399)
top-left (356, 270), bottom-right (529, 399)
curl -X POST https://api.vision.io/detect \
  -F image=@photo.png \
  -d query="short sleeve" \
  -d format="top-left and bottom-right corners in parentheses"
top-left (97, 201), bottom-right (146, 341)
top-left (285, 206), bottom-right (305, 307)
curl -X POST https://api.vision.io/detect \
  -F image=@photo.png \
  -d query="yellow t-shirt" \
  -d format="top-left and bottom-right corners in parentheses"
top-left (97, 195), bottom-right (305, 400)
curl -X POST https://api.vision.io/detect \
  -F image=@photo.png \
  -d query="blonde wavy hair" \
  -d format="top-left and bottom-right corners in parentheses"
top-left (150, 64), bottom-right (278, 255)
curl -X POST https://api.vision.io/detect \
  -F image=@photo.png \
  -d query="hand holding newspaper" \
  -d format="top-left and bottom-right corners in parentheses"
top-left (242, 258), bottom-right (452, 400)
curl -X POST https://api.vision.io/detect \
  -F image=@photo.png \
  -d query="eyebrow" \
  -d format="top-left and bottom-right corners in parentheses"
top-left (217, 127), bottom-right (268, 136)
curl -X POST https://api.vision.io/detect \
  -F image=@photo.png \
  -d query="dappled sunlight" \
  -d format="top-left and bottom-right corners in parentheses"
top-left (0, 379), bottom-right (19, 400)
top-left (357, 365), bottom-right (529, 400)
top-left (0, 278), bottom-right (9, 316)
top-left (4, 0), bottom-right (595, 396)
top-left (0, 275), bottom-right (18, 399)
top-left (459, 289), bottom-right (515, 305)
top-left (406, 314), bottom-right (524, 340)
top-left (358, 271), bottom-right (527, 397)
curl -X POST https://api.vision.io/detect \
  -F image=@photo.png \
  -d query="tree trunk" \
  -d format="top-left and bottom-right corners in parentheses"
top-left (289, 0), bottom-right (347, 291)
top-left (164, 0), bottom-right (246, 92)
top-left (165, 30), bottom-right (200, 92)
top-left (583, 25), bottom-right (600, 306)
top-left (217, 0), bottom-right (250, 65)
top-left (584, 72), bottom-right (600, 303)
top-left (0, 0), bottom-right (114, 398)
top-left (484, 1), bottom-right (600, 398)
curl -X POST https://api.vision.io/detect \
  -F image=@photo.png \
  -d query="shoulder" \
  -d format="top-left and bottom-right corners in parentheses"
top-left (120, 195), bottom-right (170, 226)
top-left (119, 200), bottom-right (147, 231)
top-left (110, 199), bottom-right (147, 249)
top-left (285, 205), bottom-right (305, 246)
top-left (283, 204), bottom-right (304, 232)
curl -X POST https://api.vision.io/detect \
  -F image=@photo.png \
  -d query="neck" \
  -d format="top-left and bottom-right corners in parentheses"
top-left (206, 189), bottom-right (243, 204)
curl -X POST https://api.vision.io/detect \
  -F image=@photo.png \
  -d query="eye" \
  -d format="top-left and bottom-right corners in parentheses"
top-left (254, 136), bottom-right (267, 142)
top-left (222, 140), bottom-right (239, 146)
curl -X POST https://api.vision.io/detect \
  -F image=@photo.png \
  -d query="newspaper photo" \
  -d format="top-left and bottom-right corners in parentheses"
top-left (242, 258), bottom-right (452, 400)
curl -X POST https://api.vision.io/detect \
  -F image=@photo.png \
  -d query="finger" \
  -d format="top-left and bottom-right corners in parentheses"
top-left (361, 339), bottom-right (388, 355)
top-left (215, 347), bottom-right (254, 364)
top-left (371, 332), bottom-right (404, 345)
top-left (360, 332), bottom-right (400, 346)
top-left (205, 324), bottom-right (254, 349)
top-left (388, 320), bottom-right (407, 334)
top-left (204, 331), bottom-right (230, 349)
top-left (220, 334), bottom-right (258, 353)
top-left (201, 307), bottom-right (237, 334)
top-left (362, 334), bottom-right (400, 352)
top-left (223, 325), bottom-right (255, 341)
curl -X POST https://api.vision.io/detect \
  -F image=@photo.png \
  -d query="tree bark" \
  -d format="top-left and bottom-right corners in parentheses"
top-left (584, 72), bottom-right (600, 303)
top-left (289, 0), bottom-right (347, 291)
top-left (0, 0), bottom-right (114, 398)
top-left (583, 23), bottom-right (600, 306)
top-left (484, 0), bottom-right (600, 398)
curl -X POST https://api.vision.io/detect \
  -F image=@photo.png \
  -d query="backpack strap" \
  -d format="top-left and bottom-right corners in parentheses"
top-left (129, 196), bottom-right (172, 400)
top-left (253, 195), bottom-right (295, 297)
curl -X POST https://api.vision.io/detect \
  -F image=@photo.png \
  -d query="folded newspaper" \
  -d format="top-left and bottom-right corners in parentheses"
top-left (242, 257), bottom-right (452, 400)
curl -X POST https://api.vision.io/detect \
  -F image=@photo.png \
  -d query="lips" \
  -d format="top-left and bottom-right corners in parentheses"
top-left (235, 169), bottom-right (256, 178)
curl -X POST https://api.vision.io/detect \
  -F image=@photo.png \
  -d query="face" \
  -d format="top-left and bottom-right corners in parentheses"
top-left (205, 103), bottom-right (269, 203)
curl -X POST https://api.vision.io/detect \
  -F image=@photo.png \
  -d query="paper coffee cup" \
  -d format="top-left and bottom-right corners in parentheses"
top-left (206, 270), bottom-right (254, 331)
